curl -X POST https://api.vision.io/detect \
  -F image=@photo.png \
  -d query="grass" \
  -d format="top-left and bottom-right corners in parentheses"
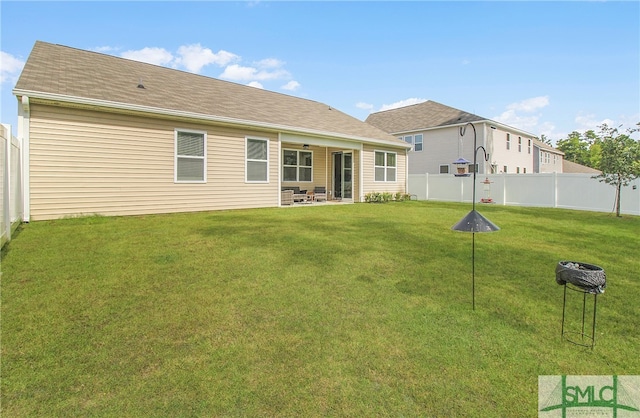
top-left (1, 201), bottom-right (639, 417)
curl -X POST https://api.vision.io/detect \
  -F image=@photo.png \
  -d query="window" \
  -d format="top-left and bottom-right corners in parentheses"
top-left (518, 137), bottom-right (522, 152)
top-left (414, 134), bottom-right (423, 152)
top-left (283, 149), bottom-right (312, 182)
top-left (523, 167), bottom-right (527, 173)
top-left (403, 135), bottom-right (413, 146)
top-left (506, 133), bottom-right (511, 150)
top-left (439, 164), bottom-right (449, 174)
top-left (175, 129), bottom-right (206, 182)
top-left (468, 163), bottom-right (478, 173)
top-left (246, 137), bottom-right (269, 182)
top-left (374, 151), bottom-right (396, 182)
top-left (528, 139), bottom-right (532, 154)
top-left (517, 167), bottom-right (520, 174)
top-left (503, 165), bottom-right (508, 173)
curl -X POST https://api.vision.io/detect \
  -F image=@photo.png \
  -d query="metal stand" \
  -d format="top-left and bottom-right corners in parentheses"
top-left (561, 283), bottom-right (598, 349)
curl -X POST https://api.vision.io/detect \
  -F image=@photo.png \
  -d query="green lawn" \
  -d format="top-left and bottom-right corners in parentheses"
top-left (1, 201), bottom-right (639, 417)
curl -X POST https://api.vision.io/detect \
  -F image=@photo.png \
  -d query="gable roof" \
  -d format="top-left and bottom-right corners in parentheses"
top-left (365, 100), bottom-right (486, 133)
top-left (533, 138), bottom-right (564, 155)
top-left (563, 159), bottom-right (601, 174)
top-left (14, 41), bottom-right (407, 147)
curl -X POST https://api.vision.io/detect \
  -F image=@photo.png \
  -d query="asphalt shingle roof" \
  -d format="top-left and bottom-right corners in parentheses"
top-left (15, 41), bottom-right (405, 146)
top-left (365, 100), bottom-right (486, 133)
top-left (563, 160), bottom-right (601, 174)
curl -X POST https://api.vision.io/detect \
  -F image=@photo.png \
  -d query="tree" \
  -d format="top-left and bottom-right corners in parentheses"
top-left (593, 123), bottom-right (640, 217)
top-left (556, 131), bottom-right (591, 166)
top-left (539, 134), bottom-right (553, 146)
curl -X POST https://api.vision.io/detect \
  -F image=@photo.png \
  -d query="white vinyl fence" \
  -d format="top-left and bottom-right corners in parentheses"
top-left (1, 124), bottom-right (22, 248)
top-left (409, 173), bottom-right (640, 216)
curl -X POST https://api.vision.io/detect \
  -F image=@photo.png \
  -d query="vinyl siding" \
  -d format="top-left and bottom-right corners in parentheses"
top-left (28, 104), bottom-right (280, 220)
top-left (280, 144), bottom-right (329, 192)
top-left (361, 144), bottom-right (407, 198)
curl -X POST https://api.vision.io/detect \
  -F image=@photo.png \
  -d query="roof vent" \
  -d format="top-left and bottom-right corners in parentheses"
top-left (137, 78), bottom-right (145, 89)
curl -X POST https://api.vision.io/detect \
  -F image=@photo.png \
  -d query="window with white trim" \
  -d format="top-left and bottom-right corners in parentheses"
top-left (374, 151), bottom-right (396, 182)
top-left (282, 149), bottom-right (312, 182)
top-left (414, 134), bottom-right (423, 152)
top-left (528, 139), bottom-right (531, 154)
top-left (246, 137), bottom-right (269, 183)
top-left (403, 135), bottom-right (413, 147)
top-left (175, 129), bottom-right (206, 182)
top-left (518, 137), bottom-right (522, 152)
top-left (439, 164), bottom-right (449, 174)
top-left (506, 133), bottom-right (511, 150)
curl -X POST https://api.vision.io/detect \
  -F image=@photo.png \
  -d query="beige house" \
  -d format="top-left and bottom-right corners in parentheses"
top-left (533, 138), bottom-right (564, 173)
top-left (366, 100), bottom-right (563, 175)
top-left (13, 41), bottom-right (409, 221)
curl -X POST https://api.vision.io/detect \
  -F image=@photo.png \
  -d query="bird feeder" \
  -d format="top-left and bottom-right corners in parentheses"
top-left (453, 157), bottom-right (471, 177)
top-left (480, 177), bottom-right (493, 203)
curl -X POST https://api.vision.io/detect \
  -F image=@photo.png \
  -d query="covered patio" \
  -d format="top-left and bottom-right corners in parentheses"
top-left (279, 136), bottom-right (360, 207)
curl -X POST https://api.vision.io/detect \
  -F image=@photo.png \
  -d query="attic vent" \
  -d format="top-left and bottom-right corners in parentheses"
top-left (137, 78), bottom-right (145, 89)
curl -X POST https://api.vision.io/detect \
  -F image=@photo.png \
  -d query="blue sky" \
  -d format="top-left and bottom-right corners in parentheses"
top-left (1, 1), bottom-right (639, 143)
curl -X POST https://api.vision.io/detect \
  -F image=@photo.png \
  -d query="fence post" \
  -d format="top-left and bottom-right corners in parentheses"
top-left (2, 125), bottom-right (10, 245)
top-left (502, 173), bottom-right (507, 206)
top-left (425, 173), bottom-right (429, 200)
top-left (554, 172), bottom-right (558, 208)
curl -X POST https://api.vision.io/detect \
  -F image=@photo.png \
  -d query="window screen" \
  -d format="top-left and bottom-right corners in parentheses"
top-left (176, 130), bottom-right (205, 182)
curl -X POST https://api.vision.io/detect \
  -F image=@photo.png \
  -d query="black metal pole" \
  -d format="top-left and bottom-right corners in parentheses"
top-left (472, 232), bottom-right (476, 310)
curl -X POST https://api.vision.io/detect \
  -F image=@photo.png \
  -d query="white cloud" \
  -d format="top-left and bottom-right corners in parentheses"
top-left (115, 44), bottom-right (295, 90)
top-left (281, 80), bottom-right (300, 91)
top-left (379, 98), bottom-right (427, 112)
top-left (220, 64), bottom-right (289, 82)
top-left (574, 113), bottom-right (616, 132)
top-left (92, 46), bottom-right (119, 53)
top-left (247, 81), bottom-right (264, 89)
top-left (356, 102), bottom-right (374, 111)
top-left (256, 58), bottom-right (284, 69)
top-left (493, 96), bottom-right (551, 134)
top-left (0, 51), bottom-right (25, 83)
top-left (120, 44), bottom-right (239, 74)
top-left (121, 47), bottom-right (174, 67)
top-left (506, 96), bottom-right (549, 112)
top-left (175, 44), bottom-right (239, 73)
top-left (494, 109), bottom-right (542, 132)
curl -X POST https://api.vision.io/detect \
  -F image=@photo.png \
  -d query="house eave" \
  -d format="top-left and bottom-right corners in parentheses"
top-left (14, 89), bottom-right (410, 149)
top-left (392, 119), bottom-right (538, 139)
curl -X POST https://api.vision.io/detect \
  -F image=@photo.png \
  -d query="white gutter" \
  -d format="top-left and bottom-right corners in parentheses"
top-left (13, 89), bottom-right (411, 150)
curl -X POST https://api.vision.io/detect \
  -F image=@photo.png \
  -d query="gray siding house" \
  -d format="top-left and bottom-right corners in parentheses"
top-left (366, 100), bottom-right (563, 175)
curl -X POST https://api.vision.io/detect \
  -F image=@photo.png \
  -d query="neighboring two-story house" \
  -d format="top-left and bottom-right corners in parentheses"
top-left (366, 100), bottom-right (563, 175)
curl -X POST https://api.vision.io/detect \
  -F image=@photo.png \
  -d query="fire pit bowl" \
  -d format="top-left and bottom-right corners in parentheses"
top-left (555, 261), bottom-right (606, 294)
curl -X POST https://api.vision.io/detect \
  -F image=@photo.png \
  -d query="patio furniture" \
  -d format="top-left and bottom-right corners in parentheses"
top-left (282, 187), bottom-right (309, 203)
top-left (314, 186), bottom-right (327, 201)
top-left (281, 189), bottom-right (294, 205)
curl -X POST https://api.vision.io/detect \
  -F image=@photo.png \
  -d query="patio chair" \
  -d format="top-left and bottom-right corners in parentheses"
top-left (314, 186), bottom-right (327, 202)
top-left (281, 189), bottom-right (294, 205)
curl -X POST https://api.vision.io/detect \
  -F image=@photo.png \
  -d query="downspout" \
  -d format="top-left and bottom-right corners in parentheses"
top-left (405, 147), bottom-right (409, 194)
top-left (359, 143), bottom-right (364, 202)
top-left (277, 133), bottom-right (282, 207)
top-left (18, 95), bottom-right (30, 222)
